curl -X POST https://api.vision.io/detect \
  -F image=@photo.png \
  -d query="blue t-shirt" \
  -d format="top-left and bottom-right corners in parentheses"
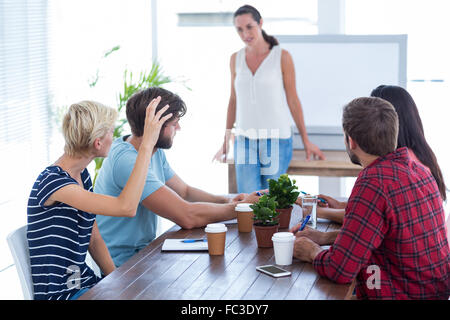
top-left (94, 136), bottom-right (175, 267)
top-left (27, 166), bottom-right (100, 300)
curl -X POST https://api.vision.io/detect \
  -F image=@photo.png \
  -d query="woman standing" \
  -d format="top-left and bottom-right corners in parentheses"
top-left (214, 5), bottom-right (324, 193)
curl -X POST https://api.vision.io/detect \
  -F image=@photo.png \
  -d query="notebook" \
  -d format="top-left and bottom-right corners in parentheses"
top-left (220, 218), bottom-right (237, 224)
top-left (161, 239), bottom-right (208, 252)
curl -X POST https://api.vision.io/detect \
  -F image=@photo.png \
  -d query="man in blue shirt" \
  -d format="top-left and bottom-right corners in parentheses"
top-left (95, 87), bottom-right (259, 267)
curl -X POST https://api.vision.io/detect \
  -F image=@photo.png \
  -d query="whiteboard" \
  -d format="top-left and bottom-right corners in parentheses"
top-left (277, 35), bottom-right (407, 130)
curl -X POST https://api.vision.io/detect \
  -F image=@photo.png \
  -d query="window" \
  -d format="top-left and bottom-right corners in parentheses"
top-left (157, 0), bottom-right (319, 196)
top-left (0, 0), bottom-right (153, 268)
top-left (0, 0), bottom-right (50, 266)
top-left (155, 1), bottom-right (319, 232)
top-left (346, 0), bottom-right (450, 208)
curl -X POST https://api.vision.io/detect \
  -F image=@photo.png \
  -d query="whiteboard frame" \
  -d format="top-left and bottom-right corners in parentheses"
top-left (276, 34), bottom-right (407, 87)
top-left (275, 34), bottom-right (407, 150)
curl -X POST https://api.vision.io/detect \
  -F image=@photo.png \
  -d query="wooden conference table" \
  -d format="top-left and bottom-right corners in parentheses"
top-left (80, 204), bottom-right (352, 300)
top-left (227, 150), bottom-right (362, 193)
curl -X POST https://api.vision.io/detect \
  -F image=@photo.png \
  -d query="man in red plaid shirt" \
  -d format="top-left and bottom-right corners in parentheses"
top-left (291, 97), bottom-right (449, 299)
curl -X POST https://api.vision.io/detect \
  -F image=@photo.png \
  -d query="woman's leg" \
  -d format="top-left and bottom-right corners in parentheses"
top-left (234, 135), bottom-right (263, 193)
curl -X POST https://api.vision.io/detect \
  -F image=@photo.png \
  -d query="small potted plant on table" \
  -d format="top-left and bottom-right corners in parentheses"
top-left (250, 195), bottom-right (280, 248)
top-left (268, 174), bottom-right (300, 229)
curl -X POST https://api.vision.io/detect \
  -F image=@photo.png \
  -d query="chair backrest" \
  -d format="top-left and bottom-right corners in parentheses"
top-left (6, 226), bottom-right (33, 300)
top-left (85, 251), bottom-right (101, 278)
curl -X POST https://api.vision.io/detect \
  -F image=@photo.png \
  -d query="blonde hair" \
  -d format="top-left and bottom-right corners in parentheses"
top-left (62, 101), bottom-right (118, 156)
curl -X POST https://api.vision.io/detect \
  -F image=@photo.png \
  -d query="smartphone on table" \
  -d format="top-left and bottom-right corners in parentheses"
top-left (256, 265), bottom-right (291, 278)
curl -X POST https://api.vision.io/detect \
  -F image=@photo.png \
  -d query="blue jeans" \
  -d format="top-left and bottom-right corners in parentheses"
top-left (234, 136), bottom-right (293, 194)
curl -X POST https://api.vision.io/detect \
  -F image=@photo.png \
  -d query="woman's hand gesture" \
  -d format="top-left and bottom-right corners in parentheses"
top-left (141, 96), bottom-right (173, 149)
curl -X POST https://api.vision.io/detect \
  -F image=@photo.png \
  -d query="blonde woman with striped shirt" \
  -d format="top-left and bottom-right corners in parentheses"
top-left (27, 98), bottom-right (171, 300)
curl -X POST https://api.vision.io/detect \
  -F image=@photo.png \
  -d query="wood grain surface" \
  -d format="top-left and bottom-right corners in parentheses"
top-left (227, 150), bottom-right (361, 193)
top-left (80, 205), bottom-right (352, 300)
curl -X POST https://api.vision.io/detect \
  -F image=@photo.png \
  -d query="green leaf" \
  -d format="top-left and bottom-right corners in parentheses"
top-left (104, 45), bottom-right (120, 58)
top-left (267, 174), bottom-right (299, 209)
top-left (251, 195), bottom-right (279, 225)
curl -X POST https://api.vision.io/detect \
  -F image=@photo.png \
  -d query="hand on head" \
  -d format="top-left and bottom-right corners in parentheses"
top-left (141, 96), bottom-right (172, 148)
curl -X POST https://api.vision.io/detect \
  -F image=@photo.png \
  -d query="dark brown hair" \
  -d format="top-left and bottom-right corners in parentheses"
top-left (234, 5), bottom-right (279, 49)
top-left (126, 87), bottom-right (186, 137)
top-left (342, 97), bottom-right (399, 157)
top-left (371, 85), bottom-right (447, 201)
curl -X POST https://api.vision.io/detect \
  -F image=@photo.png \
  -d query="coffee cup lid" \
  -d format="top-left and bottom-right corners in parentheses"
top-left (235, 203), bottom-right (253, 212)
top-left (205, 223), bottom-right (227, 233)
top-left (272, 232), bottom-right (295, 242)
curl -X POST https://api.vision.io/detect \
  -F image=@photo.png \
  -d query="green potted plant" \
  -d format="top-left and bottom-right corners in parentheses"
top-left (250, 195), bottom-right (280, 248)
top-left (268, 174), bottom-right (300, 229)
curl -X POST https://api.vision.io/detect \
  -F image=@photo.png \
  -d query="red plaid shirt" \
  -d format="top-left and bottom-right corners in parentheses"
top-left (313, 147), bottom-right (450, 299)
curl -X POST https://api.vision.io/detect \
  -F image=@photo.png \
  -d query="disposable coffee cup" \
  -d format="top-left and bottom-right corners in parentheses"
top-left (272, 232), bottom-right (295, 265)
top-left (205, 223), bottom-right (227, 255)
top-left (235, 203), bottom-right (254, 233)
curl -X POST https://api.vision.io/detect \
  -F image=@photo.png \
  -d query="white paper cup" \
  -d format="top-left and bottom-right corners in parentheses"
top-left (205, 223), bottom-right (227, 255)
top-left (272, 232), bottom-right (295, 265)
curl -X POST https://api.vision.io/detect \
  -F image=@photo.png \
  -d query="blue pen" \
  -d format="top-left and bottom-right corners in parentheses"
top-left (298, 215), bottom-right (311, 232)
top-left (181, 238), bottom-right (207, 243)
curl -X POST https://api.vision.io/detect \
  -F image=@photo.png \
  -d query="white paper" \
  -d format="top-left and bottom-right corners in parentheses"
top-left (161, 239), bottom-right (208, 251)
top-left (219, 218), bottom-right (237, 225)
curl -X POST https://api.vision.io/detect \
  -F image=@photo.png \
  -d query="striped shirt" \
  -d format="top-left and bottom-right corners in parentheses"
top-left (27, 166), bottom-right (100, 300)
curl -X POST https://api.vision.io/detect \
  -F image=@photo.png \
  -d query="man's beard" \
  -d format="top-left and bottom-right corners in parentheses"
top-left (155, 132), bottom-right (173, 149)
top-left (346, 143), bottom-right (361, 166)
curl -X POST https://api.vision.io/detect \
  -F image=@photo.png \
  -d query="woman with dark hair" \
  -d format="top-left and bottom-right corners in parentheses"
top-left (306, 85), bottom-right (447, 224)
top-left (370, 85), bottom-right (447, 201)
top-left (213, 4), bottom-right (324, 193)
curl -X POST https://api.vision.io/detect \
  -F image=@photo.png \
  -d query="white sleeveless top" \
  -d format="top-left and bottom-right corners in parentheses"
top-left (234, 45), bottom-right (293, 139)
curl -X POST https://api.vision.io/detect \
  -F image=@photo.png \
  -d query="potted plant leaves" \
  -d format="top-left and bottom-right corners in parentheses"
top-left (250, 195), bottom-right (279, 248)
top-left (268, 174), bottom-right (300, 229)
